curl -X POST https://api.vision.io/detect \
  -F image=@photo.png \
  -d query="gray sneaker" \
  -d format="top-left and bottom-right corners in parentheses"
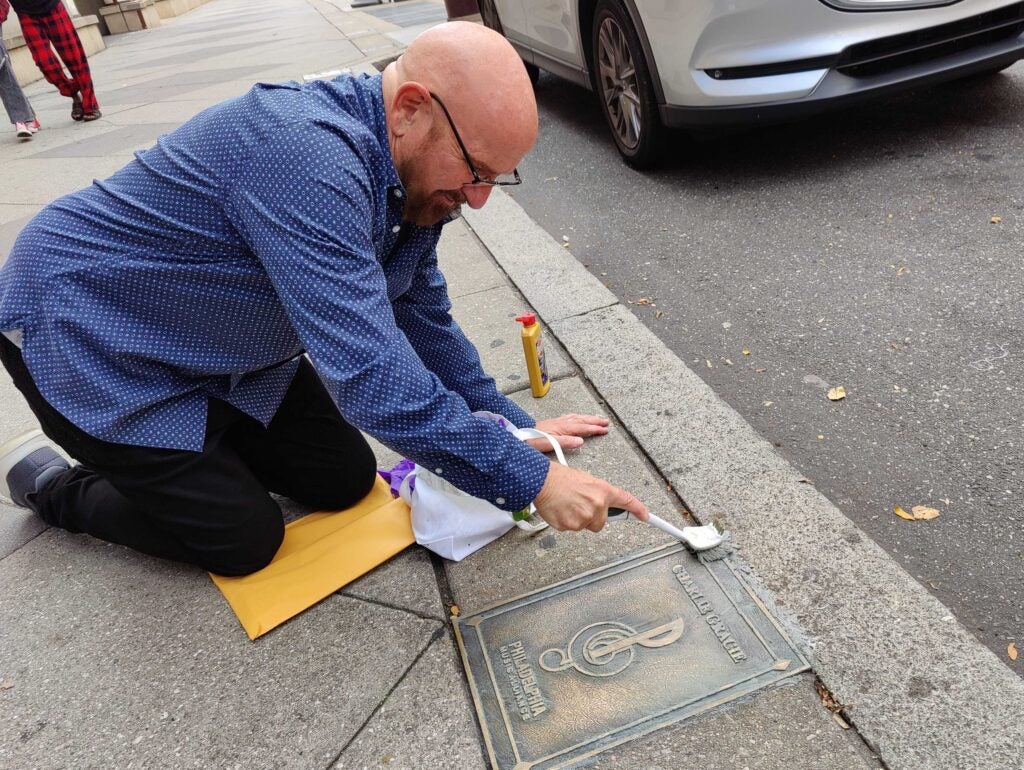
top-left (0, 429), bottom-right (70, 509)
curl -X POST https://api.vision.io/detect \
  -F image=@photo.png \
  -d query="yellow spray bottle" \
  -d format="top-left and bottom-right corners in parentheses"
top-left (515, 312), bottom-right (551, 398)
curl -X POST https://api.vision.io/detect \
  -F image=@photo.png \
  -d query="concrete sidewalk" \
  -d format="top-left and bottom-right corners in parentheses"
top-left (1, 1), bottom-right (1022, 768)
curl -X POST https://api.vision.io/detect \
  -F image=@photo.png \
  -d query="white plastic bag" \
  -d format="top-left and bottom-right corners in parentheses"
top-left (398, 414), bottom-right (566, 561)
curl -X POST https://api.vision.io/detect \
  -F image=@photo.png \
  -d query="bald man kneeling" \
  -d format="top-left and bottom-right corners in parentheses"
top-left (0, 22), bottom-right (647, 577)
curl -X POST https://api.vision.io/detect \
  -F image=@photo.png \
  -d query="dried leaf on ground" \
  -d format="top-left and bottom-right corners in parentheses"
top-left (911, 505), bottom-right (941, 520)
top-left (742, 348), bottom-right (750, 356)
top-left (815, 680), bottom-right (845, 715)
top-left (832, 712), bottom-right (851, 729)
top-left (0, 680), bottom-right (13, 691)
top-left (897, 266), bottom-right (908, 276)
top-left (755, 367), bottom-right (767, 373)
top-left (633, 297), bottom-right (652, 305)
top-left (991, 216), bottom-right (1002, 224)
top-left (827, 386), bottom-right (846, 401)
top-left (655, 310), bottom-right (664, 319)
top-left (894, 505), bottom-right (915, 521)
top-left (1009, 643), bottom-right (1018, 661)
top-left (449, 604), bottom-right (460, 617)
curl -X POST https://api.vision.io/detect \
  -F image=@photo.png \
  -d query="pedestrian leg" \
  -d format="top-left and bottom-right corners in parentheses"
top-left (0, 32), bottom-right (36, 128)
top-left (35, 2), bottom-right (100, 116)
top-left (18, 12), bottom-right (77, 102)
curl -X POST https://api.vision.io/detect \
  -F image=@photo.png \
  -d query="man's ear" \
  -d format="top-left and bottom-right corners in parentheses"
top-left (390, 82), bottom-right (432, 138)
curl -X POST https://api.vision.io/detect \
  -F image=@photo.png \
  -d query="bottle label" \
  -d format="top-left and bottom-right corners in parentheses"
top-left (536, 338), bottom-right (549, 385)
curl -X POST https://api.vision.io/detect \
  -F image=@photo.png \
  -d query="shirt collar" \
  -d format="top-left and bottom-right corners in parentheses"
top-left (365, 74), bottom-right (405, 199)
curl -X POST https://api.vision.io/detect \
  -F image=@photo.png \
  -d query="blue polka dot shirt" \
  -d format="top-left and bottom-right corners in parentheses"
top-left (0, 73), bottom-right (550, 512)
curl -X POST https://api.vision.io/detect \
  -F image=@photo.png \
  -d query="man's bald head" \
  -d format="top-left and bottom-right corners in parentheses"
top-left (382, 22), bottom-right (538, 224)
top-left (395, 22), bottom-right (538, 164)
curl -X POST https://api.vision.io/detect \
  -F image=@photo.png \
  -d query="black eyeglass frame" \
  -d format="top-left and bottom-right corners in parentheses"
top-left (430, 92), bottom-right (522, 188)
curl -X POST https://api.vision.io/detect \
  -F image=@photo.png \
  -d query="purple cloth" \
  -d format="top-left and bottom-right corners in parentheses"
top-left (378, 459), bottom-right (416, 498)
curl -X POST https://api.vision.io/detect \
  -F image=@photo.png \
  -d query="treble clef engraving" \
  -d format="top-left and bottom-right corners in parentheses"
top-left (539, 618), bottom-right (685, 678)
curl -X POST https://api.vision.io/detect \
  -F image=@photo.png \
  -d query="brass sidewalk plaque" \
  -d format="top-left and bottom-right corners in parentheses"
top-left (453, 544), bottom-right (809, 770)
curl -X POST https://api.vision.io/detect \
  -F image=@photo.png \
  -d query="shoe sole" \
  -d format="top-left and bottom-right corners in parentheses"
top-left (0, 429), bottom-right (50, 506)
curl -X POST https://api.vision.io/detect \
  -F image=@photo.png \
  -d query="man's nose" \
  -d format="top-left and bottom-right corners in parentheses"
top-left (462, 185), bottom-right (493, 209)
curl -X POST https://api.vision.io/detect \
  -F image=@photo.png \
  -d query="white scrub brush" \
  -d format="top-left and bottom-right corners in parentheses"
top-left (607, 507), bottom-right (734, 562)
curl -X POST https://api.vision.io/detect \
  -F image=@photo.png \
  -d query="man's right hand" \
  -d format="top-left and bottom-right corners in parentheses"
top-left (532, 461), bottom-right (648, 533)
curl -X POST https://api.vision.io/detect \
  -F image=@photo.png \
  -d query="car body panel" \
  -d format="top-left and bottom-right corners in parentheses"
top-left (494, 0), bottom-right (1024, 124)
top-left (643, 0), bottom-right (1023, 107)
top-left (524, 0), bottom-right (586, 63)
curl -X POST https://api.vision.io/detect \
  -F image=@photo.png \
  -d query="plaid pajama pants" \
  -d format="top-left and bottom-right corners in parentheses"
top-left (19, 2), bottom-right (99, 112)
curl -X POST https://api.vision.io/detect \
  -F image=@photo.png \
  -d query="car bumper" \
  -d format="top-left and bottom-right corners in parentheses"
top-left (639, 0), bottom-right (1024, 112)
top-left (660, 29), bottom-right (1024, 126)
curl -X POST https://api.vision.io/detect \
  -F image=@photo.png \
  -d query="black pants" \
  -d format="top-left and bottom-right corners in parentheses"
top-left (0, 336), bottom-right (377, 576)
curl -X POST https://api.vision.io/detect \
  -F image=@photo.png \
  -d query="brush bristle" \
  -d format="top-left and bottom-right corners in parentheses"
top-left (696, 534), bottom-right (734, 562)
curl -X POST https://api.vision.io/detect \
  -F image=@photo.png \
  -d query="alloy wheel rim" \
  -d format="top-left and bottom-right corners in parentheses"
top-left (597, 16), bottom-right (641, 150)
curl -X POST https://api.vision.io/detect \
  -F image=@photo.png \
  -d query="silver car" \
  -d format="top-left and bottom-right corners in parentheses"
top-left (479, 0), bottom-right (1024, 167)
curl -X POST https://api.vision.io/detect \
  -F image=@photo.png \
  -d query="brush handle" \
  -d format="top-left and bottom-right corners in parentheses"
top-left (643, 513), bottom-right (691, 542)
top-left (608, 507), bottom-right (689, 542)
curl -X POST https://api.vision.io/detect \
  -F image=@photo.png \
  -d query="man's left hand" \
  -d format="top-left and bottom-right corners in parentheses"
top-left (528, 414), bottom-right (610, 452)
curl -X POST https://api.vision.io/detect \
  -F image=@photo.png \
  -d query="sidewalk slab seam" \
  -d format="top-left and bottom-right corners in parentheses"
top-left (333, 630), bottom-right (489, 770)
top-left (339, 587), bottom-right (446, 623)
top-left (329, 624), bottom-right (447, 767)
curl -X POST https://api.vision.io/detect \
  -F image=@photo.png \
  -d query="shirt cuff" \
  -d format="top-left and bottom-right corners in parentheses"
top-left (486, 441), bottom-right (550, 512)
top-left (499, 397), bottom-right (535, 430)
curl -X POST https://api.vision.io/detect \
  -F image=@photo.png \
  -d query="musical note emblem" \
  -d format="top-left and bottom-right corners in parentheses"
top-left (539, 618), bottom-right (685, 678)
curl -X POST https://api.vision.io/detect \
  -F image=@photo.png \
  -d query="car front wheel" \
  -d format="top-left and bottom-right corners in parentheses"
top-left (592, 0), bottom-right (664, 168)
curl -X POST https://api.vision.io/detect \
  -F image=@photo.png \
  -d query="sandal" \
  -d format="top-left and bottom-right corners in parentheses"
top-left (82, 109), bottom-right (103, 122)
top-left (71, 95), bottom-right (84, 121)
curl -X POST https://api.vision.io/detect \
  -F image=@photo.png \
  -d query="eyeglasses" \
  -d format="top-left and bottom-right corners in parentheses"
top-left (430, 92), bottom-right (522, 187)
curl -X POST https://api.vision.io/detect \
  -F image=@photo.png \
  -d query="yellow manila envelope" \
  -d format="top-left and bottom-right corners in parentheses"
top-left (210, 476), bottom-right (414, 640)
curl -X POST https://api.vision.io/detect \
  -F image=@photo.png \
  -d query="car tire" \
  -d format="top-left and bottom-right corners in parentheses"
top-left (591, 0), bottom-right (664, 168)
top-left (524, 61), bottom-right (541, 86)
top-left (478, 0), bottom-right (503, 33)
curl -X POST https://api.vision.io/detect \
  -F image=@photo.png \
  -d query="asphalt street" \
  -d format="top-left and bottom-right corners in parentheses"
top-left (509, 65), bottom-right (1024, 675)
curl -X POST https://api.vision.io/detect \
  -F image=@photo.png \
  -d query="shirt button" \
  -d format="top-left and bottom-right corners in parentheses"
top-left (495, 497), bottom-right (505, 505)
top-left (393, 189), bottom-right (403, 198)
top-left (435, 467), bottom-right (443, 474)
top-left (392, 225), bottom-right (401, 233)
